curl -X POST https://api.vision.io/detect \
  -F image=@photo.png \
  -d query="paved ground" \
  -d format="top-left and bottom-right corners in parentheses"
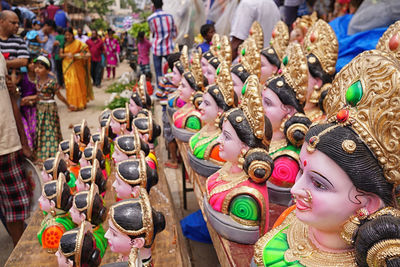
top-left (1, 61), bottom-right (219, 266)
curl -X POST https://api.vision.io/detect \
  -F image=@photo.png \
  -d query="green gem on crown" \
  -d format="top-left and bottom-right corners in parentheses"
top-left (307, 46), bottom-right (311, 51)
top-left (216, 67), bottom-right (221, 75)
top-left (241, 83), bottom-right (247, 95)
top-left (217, 44), bottom-right (221, 50)
top-left (282, 56), bottom-right (288, 66)
top-left (345, 80), bottom-right (363, 107)
top-left (241, 48), bottom-right (246, 56)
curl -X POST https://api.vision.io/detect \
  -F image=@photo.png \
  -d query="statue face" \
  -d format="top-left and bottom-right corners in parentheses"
top-left (76, 178), bottom-right (89, 192)
top-left (178, 76), bottom-right (194, 102)
top-left (69, 204), bottom-right (84, 225)
top-left (112, 175), bottom-right (133, 200)
top-left (204, 63), bottom-right (216, 85)
top-left (39, 194), bottom-right (52, 213)
top-left (290, 27), bottom-right (304, 44)
top-left (262, 88), bottom-right (288, 133)
top-left (217, 119), bottom-right (245, 163)
top-left (110, 117), bottom-right (122, 136)
top-left (129, 98), bottom-right (141, 116)
top-left (231, 72), bottom-right (243, 101)
top-left (112, 146), bottom-right (129, 164)
top-left (42, 170), bottom-right (52, 183)
top-left (172, 66), bottom-right (182, 87)
top-left (201, 57), bottom-right (209, 76)
top-left (260, 55), bottom-right (278, 84)
top-left (55, 250), bottom-right (73, 267)
top-left (198, 92), bottom-right (219, 124)
top-left (79, 157), bottom-right (90, 168)
top-left (291, 144), bottom-right (365, 232)
top-left (105, 219), bottom-right (132, 255)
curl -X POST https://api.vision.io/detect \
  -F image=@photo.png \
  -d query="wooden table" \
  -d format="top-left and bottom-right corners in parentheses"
top-left (176, 140), bottom-right (287, 267)
top-left (5, 159), bottom-right (190, 267)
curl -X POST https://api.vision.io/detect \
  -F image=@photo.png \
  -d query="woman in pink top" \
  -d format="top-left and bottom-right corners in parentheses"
top-left (104, 29), bottom-right (120, 79)
top-left (137, 31), bottom-right (152, 75)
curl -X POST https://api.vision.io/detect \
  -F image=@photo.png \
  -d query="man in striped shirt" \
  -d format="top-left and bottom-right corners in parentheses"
top-left (147, 0), bottom-right (177, 92)
top-left (0, 11), bottom-right (29, 69)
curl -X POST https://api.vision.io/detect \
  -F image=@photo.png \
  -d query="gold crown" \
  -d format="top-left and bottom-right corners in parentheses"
top-left (269, 21), bottom-right (289, 61)
top-left (239, 75), bottom-right (269, 147)
top-left (240, 37), bottom-right (261, 79)
top-left (324, 49), bottom-right (400, 185)
top-left (249, 21), bottom-right (264, 51)
top-left (293, 11), bottom-right (318, 35)
top-left (216, 61), bottom-right (235, 107)
top-left (180, 45), bottom-right (189, 72)
top-left (217, 35), bottom-right (232, 64)
top-left (210, 33), bottom-right (220, 58)
top-left (376, 20), bottom-right (400, 62)
top-left (282, 42), bottom-right (308, 105)
top-left (137, 74), bottom-right (147, 104)
top-left (190, 48), bottom-right (204, 90)
top-left (303, 19), bottom-right (338, 75)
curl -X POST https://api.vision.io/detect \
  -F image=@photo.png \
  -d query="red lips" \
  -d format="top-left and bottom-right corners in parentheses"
top-left (295, 198), bottom-right (311, 211)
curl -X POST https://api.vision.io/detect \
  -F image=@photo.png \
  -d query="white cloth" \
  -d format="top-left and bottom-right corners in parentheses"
top-left (230, 0), bottom-right (281, 46)
top-left (75, 34), bottom-right (89, 44)
top-left (0, 53), bottom-right (21, 156)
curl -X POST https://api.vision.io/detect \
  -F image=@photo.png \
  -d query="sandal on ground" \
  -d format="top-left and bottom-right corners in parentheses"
top-left (165, 161), bottom-right (178, 169)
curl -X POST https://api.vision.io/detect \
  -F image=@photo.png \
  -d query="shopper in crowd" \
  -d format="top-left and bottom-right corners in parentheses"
top-left (137, 30), bottom-right (151, 75)
top-left (38, 19), bottom-right (57, 58)
top-left (26, 20), bottom-right (47, 56)
top-left (46, 0), bottom-right (59, 20)
top-left (75, 27), bottom-right (89, 43)
top-left (54, 5), bottom-right (69, 29)
top-left (104, 28), bottom-right (120, 80)
top-left (197, 23), bottom-right (215, 53)
top-left (147, 0), bottom-right (177, 92)
top-left (54, 26), bottom-right (65, 87)
top-left (86, 29), bottom-right (104, 88)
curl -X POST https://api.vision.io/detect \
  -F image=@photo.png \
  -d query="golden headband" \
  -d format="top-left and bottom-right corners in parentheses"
top-left (268, 20), bottom-right (289, 61)
top-left (376, 20), bottom-right (400, 62)
top-left (240, 37), bottom-right (261, 79)
top-left (216, 61), bottom-right (235, 107)
top-left (249, 21), bottom-right (264, 52)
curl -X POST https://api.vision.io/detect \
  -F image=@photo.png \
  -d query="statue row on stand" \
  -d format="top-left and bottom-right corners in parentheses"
top-left (37, 74), bottom-right (165, 267)
top-left (168, 16), bottom-right (400, 267)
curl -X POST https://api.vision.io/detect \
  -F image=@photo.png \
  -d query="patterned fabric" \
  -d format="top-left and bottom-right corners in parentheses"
top-left (104, 37), bottom-right (120, 67)
top-left (20, 73), bottom-right (37, 149)
top-left (147, 9), bottom-right (177, 56)
top-left (35, 78), bottom-right (63, 161)
top-left (0, 151), bottom-right (30, 222)
top-left (0, 34), bottom-right (29, 60)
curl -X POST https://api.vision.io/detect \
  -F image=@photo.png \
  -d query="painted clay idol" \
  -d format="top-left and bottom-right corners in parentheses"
top-left (289, 12), bottom-right (317, 45)
top-left (189, 61), bottom-right (238, 177)
top-left (110, 104), bottom-right (134, 136)
top-left (172, 49), bottom-right (206, 141)
top-left (112, 131), bottom-right (150, 164)
top-left (38, 173), bottom-right (75, 252)
top-left (90, 127), bottom-right (112, 176)
top-left (76, 159), bottom-right (107, 194)
top-left (69, 184), bottom-right (107, 257)
top-left (113, 153), bottom-right (158, 200)
top-left (254, 50), bottom-right (400, 267)
top-left (262, 42), bottom-right (311, 206)
top-left (302, 19), bottom-right (338, 122)
top-left (204, 75), bottom-right (274, 244)
top-left (42, 152), bottom-right (76, 190)
top-left (133, 110), bottom-right (161, 146)
top-left (59, 134), bottom-right (82, 180)
top-left (105, 191), bottom-right (166, 266)
top-left (129, 74), bottom-right (152, 116)
top-left (72, 119), bottom-right (91, 151)
top-left (56, 221), bottom-right (101, 267)
top-left (231, 37), bottom-right (260, 102)
top-left (260, 21), bottom-right (289, 84)
top-left (79, 142), bottom-right (107, 177)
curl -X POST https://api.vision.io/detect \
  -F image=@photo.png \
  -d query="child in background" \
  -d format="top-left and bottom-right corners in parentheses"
top-left (33, 56), bottom-right (70, 162)
top-left (25, 20), bottom-right (48, 56)
top-left (137, 31), bottom-right (152, 75)
top-left (197, 24), bottom-right (215, 53)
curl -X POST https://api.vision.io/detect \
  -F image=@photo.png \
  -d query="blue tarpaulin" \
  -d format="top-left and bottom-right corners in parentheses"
top-left (329, 14), bottom-right (387, 72)
top-left (180, 209), bottom-right (212, 244)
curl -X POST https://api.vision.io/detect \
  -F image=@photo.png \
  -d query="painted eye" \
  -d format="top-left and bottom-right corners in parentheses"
top-left (311, 179), bottom-right (326, 190)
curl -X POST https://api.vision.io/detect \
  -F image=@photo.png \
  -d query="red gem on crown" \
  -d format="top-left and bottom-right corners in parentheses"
top-left (336, 109), bottom-right (349, 123)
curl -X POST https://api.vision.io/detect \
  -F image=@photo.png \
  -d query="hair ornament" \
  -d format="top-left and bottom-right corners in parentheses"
top-left (376, 20), bottom-right (400, 61)
top-left (265, 21), bottom-right (289, 61)
top-left (190, 48), bottom-right (204, 90)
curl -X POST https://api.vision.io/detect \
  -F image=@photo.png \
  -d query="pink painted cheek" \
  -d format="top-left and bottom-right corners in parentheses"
top-left (115, 180), bottom-right (132, 199)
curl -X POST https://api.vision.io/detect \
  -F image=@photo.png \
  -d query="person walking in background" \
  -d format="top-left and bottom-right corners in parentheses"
top-left (104, 28), bottom-right (119, 80)
top-left (86, 29), bottom-right (104, 88)
top-left (147, 0), bottom-right (177, 92)
top-left (75, 27), bottom-right (89, 43)
top-left (137, 31), bottom-right (151, 75)
top-left (197, 23), bottom-right (215, 53)
top-left (54, 5), bottom-right (69, 29)
top-left (38, 19), bottom-right (57, 58)
top-left (33, 56), bottom-right (70, 161)
top-left (54, 26), bottom-right (64, 88)
top-left (46, 0), bottom-right (59, 20)
top-left (60, 27), bottom-right (93, 111)
top-left (25, 20), bottom-right (47, 56)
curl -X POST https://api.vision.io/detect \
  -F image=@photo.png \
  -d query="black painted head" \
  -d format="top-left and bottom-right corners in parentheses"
top-left (115, 134), bottom-right (150, 157)
top-left (261, 47), bottom-right (281, 69)
top-left (182, 72), bottom-right (202, 92)
top-left (43, 173), bottom-right (73, 211)
top-left (73, 185), bottom-right (107, 225)
top-left (307, 53), bottom-right (335, 84)
top-left (59, 135), bottom-right (82, 164)
top-left (208, 56), bottom-right (220, 69)
top-left (91, 129), bottom-right (111, 156)
top-left (207, 84), bottom-right (238, 112)
top-left (78, 159), bottom-right (107, 194)
top-left (73, 120), bottom-right (91, 145)
top-left (100, 117), bottom-right (117, 140)
top-left (231, 64), bottom-right (250, 84)
top-left (133, 113), bottom-right (161, 143)
top-left (83, 142), bottom-right (106, 170)
top-left (43, 152), bottom-right (71, 183)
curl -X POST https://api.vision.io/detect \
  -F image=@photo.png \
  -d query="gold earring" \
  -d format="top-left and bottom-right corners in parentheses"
top-left (214, 112), bottom-right (222, 128)
top-left (303, 189), bottom-right (312, 203)
top-left (238, 148), bottom-right (247, 168)
top-left (341, 208), bottom-right (369, 245)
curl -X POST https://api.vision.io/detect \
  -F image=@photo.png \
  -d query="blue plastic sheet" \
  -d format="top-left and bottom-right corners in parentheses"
top-left (329, 14), bottom-right (387, 72)
top-left (180, 209), bottom-right (212, 244)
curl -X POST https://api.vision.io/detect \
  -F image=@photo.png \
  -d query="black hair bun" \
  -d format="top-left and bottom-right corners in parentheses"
top-left (243, 148), bottom-right (274, 184)
top-left (284, 113), bottom-right (311, 147)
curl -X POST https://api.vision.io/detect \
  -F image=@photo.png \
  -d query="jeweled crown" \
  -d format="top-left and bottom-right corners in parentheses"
top-left (216, 61), bottom-right (235, 107)
top-left (137, 74), bottom-right (147, 104)
top-left (249, 21), bottom-right (264, 51)
top-left (180, 45), bottom-right (189, 72)
top-left (190, 48), bottom-right (204, 90)
top-left (217, 35), bottom-right (232, 64)
top-left (269, 21), bottom-right (289, 61)
top-left (303, 19), bottom-right (338, 75)
top-left (324, 50), bottom-right (400, 186)
top-left (240, 37), bottom-right (261, 79)
top-left (282, 42), bottom-right (308, 105)
top-left (376, 20), bottom-right (400, 62)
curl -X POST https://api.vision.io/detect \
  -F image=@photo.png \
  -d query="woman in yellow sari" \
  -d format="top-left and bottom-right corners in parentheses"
top-left (60, 28), bottom-right (94, 111)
